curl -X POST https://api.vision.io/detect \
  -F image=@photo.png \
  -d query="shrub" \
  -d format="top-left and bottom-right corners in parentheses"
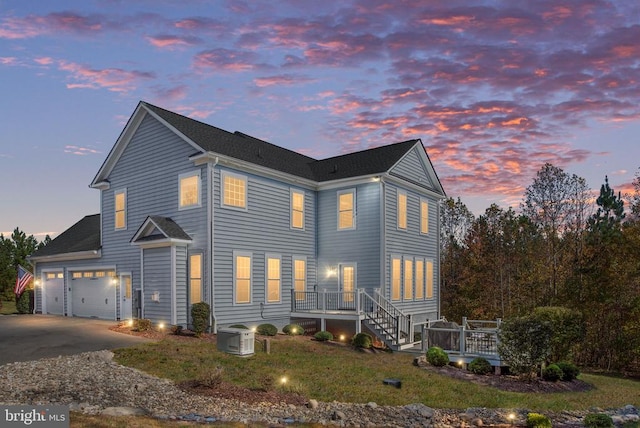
top-left (468, 357), bottom-right (492, 375)
top-left (283, 324), bottom-right (304, 335)
top-left (191, 302), bottom-right (211, 337)
top-left (426, 346), bottom-right (449, 367)
top-left (196, 366), bottom-right (224, 388)
top-left (314, 330), bottom-right (333, 341)
top-left (352, 332), bottom-right (373, 349)
top-left (584, 413), bottom-right (614, 428)
top-left (498, 316), bottom-right (552, 379)
top-left (526, 413), bottom-right (552, 428)
top-left (16, 290), bottom-right (32, 314)
top-left (542, 364), bottom-right (563, 382)
top-left (531, 306), bottom-right (585, 362)
top-left (556, 361), bottom-right (580, 381)
top-left (256, 323), bottom-right (278, 336)
top-left (228, 324), bottom-right (249, 329)
top-left (134, 318), bottom-right (152, 332)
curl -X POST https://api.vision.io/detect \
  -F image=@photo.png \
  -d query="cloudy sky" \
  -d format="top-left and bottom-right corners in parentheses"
top-left (1, 0), bottom-right (639, 239)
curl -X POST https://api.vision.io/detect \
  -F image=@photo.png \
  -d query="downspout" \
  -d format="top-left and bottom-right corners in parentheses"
top-left (436, 200), bottom-right (441, 319)
top-left (379, 177), bottom-right (386, 298)
top-left (31, 260), bottom-right (37, 314)
top-left (208, 157), bottom-right (218, 333)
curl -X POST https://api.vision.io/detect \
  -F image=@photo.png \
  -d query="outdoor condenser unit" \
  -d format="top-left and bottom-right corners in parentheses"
top-left (216, 327), bottom-right (255, 356)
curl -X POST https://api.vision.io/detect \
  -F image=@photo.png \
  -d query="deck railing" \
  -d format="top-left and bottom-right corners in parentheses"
top-left (420, 317), bottom-right (501, 359)
top-left (361, 290), bottom-right (413, 348)
top-left (291, 290), bottom-right (359, 313)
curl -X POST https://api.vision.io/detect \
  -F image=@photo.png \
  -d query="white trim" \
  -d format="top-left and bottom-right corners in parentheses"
top-left (221, 170), bottom-right (248, 211)
top-left (171, 246), bottom-right (177, 325)
top-left (233, 250), bottom-right (252, 305)
top-left (139, 248), bottom-right (145, 319)
top-left (29, 249), bottom-right (101, 262)
top-left (178, 170), bottom-right (202, 210)
top-left (290, 188), bottom-right (305, 231)
top-left (337, 188), bottom-right (356, 231)
top-left (265, 253), bottom-right (282, 304)
top-left (114, 188), bottom-right (127, 231)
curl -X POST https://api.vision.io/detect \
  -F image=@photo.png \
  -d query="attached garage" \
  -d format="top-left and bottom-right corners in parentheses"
top-left (43, 271), bottom-right (64, 315)
top-left (70, 270), bottom-right (117, 319)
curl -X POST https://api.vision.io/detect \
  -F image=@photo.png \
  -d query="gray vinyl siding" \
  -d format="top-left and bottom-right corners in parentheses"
top-left (384, 181), bottom-right (439, 319)
top-left (389, 146), bottom-right (436, 190)
top-left (142, 247), bottom-right (172, 324)
top-left (317, 183), bottom-right (381, 292)
top-left (213, 166), bottom-right (316, 328)
top-left (99, 112), bottom-right (209, 322)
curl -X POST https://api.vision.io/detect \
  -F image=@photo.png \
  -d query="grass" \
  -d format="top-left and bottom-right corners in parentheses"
top-left (114, 336), bottom-right (640, 411)
top-left (0, 299), bottom-right (17, 315)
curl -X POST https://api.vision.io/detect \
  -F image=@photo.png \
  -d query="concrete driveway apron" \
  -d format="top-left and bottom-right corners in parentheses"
top-left (0, 314), bottom-right (151, 365)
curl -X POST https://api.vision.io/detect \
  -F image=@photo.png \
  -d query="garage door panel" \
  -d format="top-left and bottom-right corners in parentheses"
top-left (44, 276), bottom-right (64, 315)
top-left (71, 272), bottom-right (116, 320)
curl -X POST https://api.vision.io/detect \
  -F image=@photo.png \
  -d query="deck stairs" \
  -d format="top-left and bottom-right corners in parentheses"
top-left (361, 290), bottom-right (417, 351)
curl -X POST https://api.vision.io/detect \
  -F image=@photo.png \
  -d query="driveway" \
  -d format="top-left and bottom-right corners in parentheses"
top-left (0, 314), bottom-right (151, 365)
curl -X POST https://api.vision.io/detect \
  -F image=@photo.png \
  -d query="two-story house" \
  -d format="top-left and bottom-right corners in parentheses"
top-left (29, 101), bottom-right (445, 349)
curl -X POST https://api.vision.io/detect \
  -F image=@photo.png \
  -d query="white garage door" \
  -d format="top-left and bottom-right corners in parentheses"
top-left (70, 270), bottom-right (116, 319)
top-left (43, 272), bottom-right (64, 315)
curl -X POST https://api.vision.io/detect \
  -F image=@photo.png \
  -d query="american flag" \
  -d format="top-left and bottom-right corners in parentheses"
top-left (14, 265), bottom-right (33, 297)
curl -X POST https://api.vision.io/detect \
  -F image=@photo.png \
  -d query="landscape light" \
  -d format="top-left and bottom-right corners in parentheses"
top-left (158, 322), bottom-right (165, 330)
top-left (339, 334), bottom-right (346, 341)
top-left (280, 376), bottom-right (288, 385)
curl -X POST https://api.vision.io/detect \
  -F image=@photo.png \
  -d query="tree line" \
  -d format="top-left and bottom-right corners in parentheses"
top-left (440, 163), bottom-right (640, 373)
top-left (0, 229), bottom-right (49, 301)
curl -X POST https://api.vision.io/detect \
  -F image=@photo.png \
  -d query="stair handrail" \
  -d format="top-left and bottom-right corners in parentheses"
top-left (360, 289), bottom-right (414, 348)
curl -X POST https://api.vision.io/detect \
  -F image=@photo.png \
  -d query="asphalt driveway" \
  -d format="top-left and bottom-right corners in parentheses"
top-left (0, 314), bottom-right (151, 365)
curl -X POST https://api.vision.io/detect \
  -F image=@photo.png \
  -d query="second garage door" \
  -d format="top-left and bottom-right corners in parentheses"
top-left (70, 270), bottom-right (116, 319)
top-left (43, 271), bottom-right (64, 315)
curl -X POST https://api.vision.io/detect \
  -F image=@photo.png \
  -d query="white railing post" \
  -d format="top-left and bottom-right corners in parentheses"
top-left (322, 289), bottom-right (326, 313)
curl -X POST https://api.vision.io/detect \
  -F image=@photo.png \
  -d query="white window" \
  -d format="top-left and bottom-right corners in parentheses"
top-left (426, 260), bottom-right (434, 299)
top-left (190, 254), bottom-right (202, 304)
top-left (222, 171), bottom-right (247, 209)
top-left (337, 189), bottom-right (355, 230)
top-left (180, 171), bottom-right (201, 209)
top-left (234, 252), bottom-right (252, 304)
top-left (398, 190), bottom-right (407, 230)
top-left (266, 255), bottom-right (281, 303)
top-left (293, 257), bottom-right (306, 300)
top-left (391, 256), bottom-right (401, 301)
top-left (291, 190), bottom-right (305, 229)
top-left (415, 259), bottom-right (425, 299)
top-left (341, 264), bottom-right (356, 303)
top-left (114, 189), bottom-right (126, 230)
top-left (404, 258), bottom-right (413, 300)
top-left (420, 199), bottom-right (429, 234)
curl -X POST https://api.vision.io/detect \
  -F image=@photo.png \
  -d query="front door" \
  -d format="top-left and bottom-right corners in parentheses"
top-left (120, 273), bottom-right (133, 320)
top-left (339, 264), bottom-right (356, 307)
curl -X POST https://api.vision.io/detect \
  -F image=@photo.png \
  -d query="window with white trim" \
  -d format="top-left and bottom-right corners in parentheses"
top-left (180, 171), bottom-right (201, 209)
top-left (190, 254), bottom-right (202, 304)
top-left (415, 259), bottom-right (425, 299)
top-left (391, 256), bottom-right (401, 301)
top-left (291, 190), bottom-right (305, 229)
top-left (234, 252), bottom-right (252, 304)
top-left (404, 258), bottom-right (413, 300)
top-left (341, 264), bottom-right (356, 303)
top-left (420, 199), bottom-right (429, 234)
top-left (222, 171), bottom-right (247, 209)
top-left (397, 190), bottom-right (407, 230)
top-left (337, 189), bottom-right (355, 230)
top-left (426, 260), bottom-right (434, 299)
top-left (114, 189), bottom-right (126, 230)
top-left (266, 255), bottom-right (281, 303)
top-left (293, 257), bottom-right (306, 300)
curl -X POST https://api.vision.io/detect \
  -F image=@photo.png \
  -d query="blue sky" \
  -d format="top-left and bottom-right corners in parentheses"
top-left (1, 0), bottom-right (639, 239)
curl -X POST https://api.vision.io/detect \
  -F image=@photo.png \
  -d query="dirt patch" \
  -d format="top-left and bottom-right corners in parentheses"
top-left (178, 380), bottom-right (308, 406)
top-left (421, 364), bottom-right (593, 393)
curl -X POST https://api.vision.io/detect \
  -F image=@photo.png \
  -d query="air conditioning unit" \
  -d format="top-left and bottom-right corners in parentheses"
top-left (217, 327), bottom-right (255, 356)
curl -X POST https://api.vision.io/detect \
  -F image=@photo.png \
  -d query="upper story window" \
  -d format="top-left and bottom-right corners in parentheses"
top-left (420, 199), bottom-right (429, 234)
top-left (397, 190), bottom-right (407, 230)
top-left (291, 190), bottom-right (305, 229)
top-left (337, 189), bottom-right (355, 230)
top-left (114, 189), bottom-right (126, 230)
top-left (222, 171), bottom-right (247, 209)
top-left (179, 171), bottom-right (201, 209)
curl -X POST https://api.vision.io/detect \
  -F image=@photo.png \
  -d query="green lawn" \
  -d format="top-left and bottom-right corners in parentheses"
top-left (0, 299), bottom-right (17, 315)
top-left (114, 336), bottom-right (640, 411)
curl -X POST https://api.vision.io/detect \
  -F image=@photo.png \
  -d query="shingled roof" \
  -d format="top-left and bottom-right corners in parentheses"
top-left (29, 214), bottom-right (101, 260)
top-left (141, 102), bottom-right (424, 183)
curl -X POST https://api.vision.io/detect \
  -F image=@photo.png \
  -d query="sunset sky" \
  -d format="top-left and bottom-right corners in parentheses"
top-left (1, 0), bottom-right (639, 239)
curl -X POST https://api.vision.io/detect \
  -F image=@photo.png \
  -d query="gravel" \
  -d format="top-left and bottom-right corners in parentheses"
top-left (0, 351), bottom-right (637, 427)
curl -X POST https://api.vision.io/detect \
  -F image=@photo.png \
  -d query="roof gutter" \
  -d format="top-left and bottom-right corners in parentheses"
top-left (28, 249), bottom-right (101, 263)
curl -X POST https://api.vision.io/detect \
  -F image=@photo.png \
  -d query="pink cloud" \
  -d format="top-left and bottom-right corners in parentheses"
top-left (146, 34), bottom-right (202, 49)
top-left (58, 61), bottom-right (155, 92)
top-left (253, 74), bottom-right (315, 87)
top-left (64, 145), bottom-right (101, 156)
top-left (0, 57), bottom-right (18, 65)
top-left (0, 11), bottom-right (119, 39)
top-left (193, 48), bottom-right (260, 72)
top-left (34, 57), bottom-right (54, 65)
